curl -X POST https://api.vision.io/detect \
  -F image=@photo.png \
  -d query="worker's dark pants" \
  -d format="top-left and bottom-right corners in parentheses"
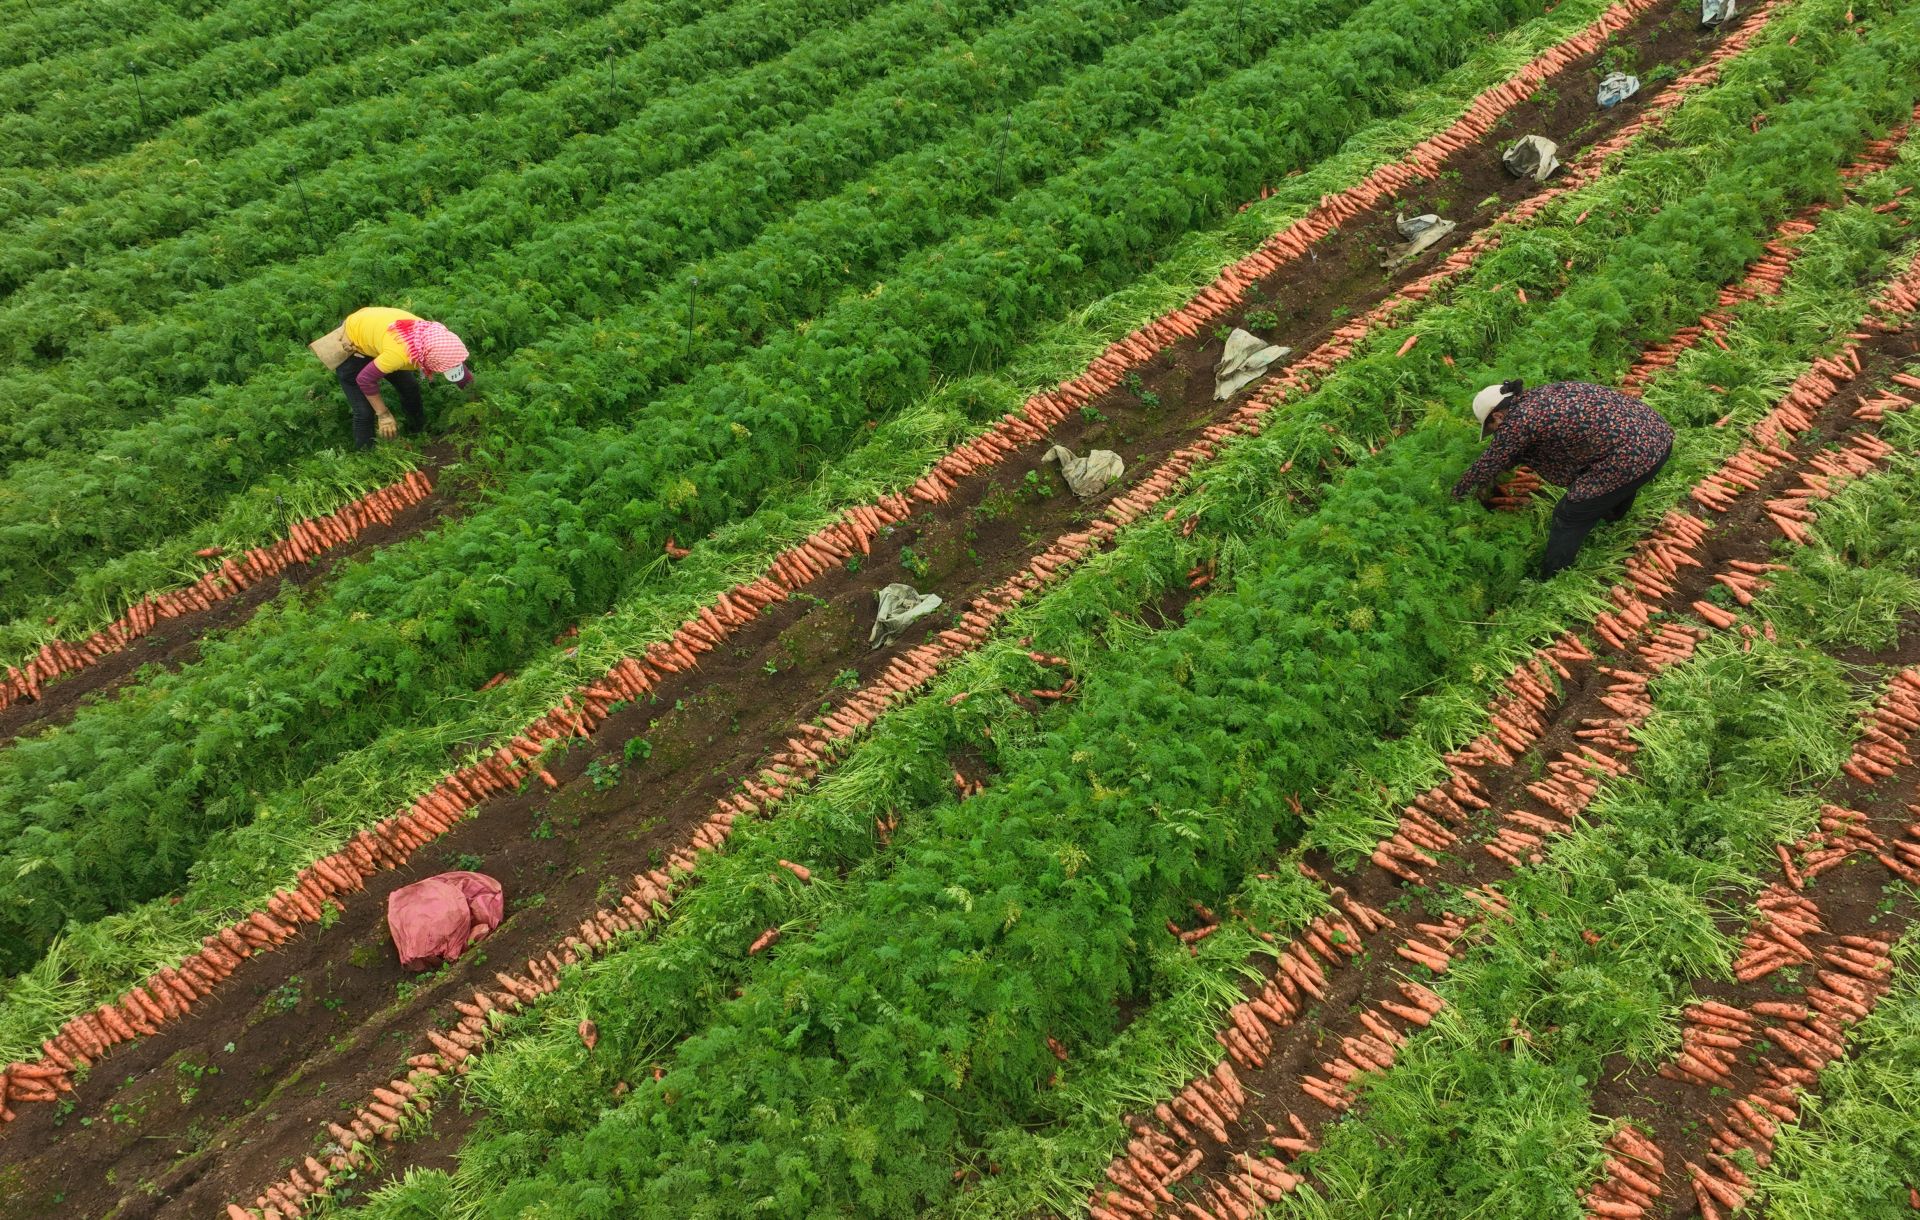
top-left (1539, 447), bottom-right (1671, 579)
top-left (338, 355), bottom-right (425, 449)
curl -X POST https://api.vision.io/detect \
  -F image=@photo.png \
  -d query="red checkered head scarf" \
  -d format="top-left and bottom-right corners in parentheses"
top-left (391, 318), bottom-right (472, 384)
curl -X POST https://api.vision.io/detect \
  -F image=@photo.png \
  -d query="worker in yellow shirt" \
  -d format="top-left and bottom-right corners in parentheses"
top-left (337, 307), bottom-right (475, 448)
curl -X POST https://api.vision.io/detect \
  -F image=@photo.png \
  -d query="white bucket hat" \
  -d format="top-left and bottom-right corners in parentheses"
top-left (1472, 381), bottom-right (1520, 437)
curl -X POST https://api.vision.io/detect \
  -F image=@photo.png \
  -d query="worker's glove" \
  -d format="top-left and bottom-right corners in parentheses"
top-left (1476, 486), bottom-right (1500, 512)
top-left (376, 412), bottom-right (399, 440)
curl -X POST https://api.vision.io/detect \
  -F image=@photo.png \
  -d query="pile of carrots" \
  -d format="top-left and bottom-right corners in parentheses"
top-left (1590, 512), bottom-right (1709, 650)
top-left (1730, 882), bottom-right (1825, 983)
top-left (1581, 1125), bottom-right (1665, 1219)
top-left (1484, 465), bottom-right (1543, 510)
top-left (1653, 919), bottom-right (1895, 1220)
top-left (0, 469), bottom-right (434, 714)
top-left (1878, 809), bottom-right (1920, 885)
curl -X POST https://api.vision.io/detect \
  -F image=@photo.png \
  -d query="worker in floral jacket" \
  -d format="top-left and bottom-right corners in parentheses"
top-left (337, 306), bottom-right (475, 449)
top-left (1452, 379), bottom-right (1673, 577)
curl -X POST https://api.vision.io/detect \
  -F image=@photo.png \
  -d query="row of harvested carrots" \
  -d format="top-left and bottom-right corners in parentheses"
top-left (1625, 204), bottom-right (1832, 394)
top-left (1589, 707), bottom-right (1920, 1219)
top-left (0, 469), bottom-right (435, 714)
top-left (1621, 901), bottom-right (1896, 1220)
top-left (1113, 546), bottom-right (1707, 1215)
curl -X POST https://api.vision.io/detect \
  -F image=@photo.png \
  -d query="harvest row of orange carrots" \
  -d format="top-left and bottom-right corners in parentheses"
top-left (1569, 279), bottom-right (1920, 1218)
top-left (1600, 870), bottom-right (1899, 1220)
top-left (0, 469), bottom-right (435, 715)
top-left (1837, 664), bottom-right (1920, 807)
top-left (1581, 1126), bottom-right (1667, 1219)
top-left (1622, 206), bottom-right (1827, 396)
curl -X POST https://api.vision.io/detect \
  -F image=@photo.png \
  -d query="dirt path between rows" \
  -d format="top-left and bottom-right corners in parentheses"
top-left (0, 5), bottom-right (1720, 1216)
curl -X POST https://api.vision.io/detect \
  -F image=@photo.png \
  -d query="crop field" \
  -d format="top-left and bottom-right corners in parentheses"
top-left (4, 0), bottom-right (1920, 1216)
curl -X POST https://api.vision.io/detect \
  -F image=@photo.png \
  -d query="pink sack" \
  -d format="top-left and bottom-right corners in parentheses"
top-left (387, 871), bottom-right (505, 971)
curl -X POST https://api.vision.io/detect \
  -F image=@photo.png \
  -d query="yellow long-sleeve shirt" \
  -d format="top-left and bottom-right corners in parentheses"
top-left (343, 307), bottom-right (421, 375)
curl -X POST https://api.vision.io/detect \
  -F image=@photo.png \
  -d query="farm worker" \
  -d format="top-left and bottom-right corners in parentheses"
top-left (338, 306), bottom-right (474, 449)
top-left (1452, 380), bottom-right (1673, 578)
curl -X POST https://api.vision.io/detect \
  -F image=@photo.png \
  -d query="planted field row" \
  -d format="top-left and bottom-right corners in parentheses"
top-left (300, 10), bottom-right (1920, 1214)
top-left (0, 0), bottom-right (1608, 977)
top-left (0, 0), bottom-right (1686, 1129)
top-left (0, 0), bottom-right (514, 173)
top-left (0, 0), bottom-right (724, 275)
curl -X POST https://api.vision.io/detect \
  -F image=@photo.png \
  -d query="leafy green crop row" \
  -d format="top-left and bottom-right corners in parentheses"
top-left (336, 11), bottom-right (1920, 1213)
top-left (0, 0), bottom-right (332, 128)
top-left (0, 0), bottom-right (677, 262)
top-left (0, 0), bottom-right (1469, 967)
top-left (0, 0), bottom-right (220, 85)
top-left (0, 0), bottom-right (582, 172)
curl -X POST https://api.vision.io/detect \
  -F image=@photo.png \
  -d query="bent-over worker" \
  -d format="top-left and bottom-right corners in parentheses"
top-left (338, 306), bottom-right (474, 449)
top-left (1452, 379), bottom-right (1673, 578)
